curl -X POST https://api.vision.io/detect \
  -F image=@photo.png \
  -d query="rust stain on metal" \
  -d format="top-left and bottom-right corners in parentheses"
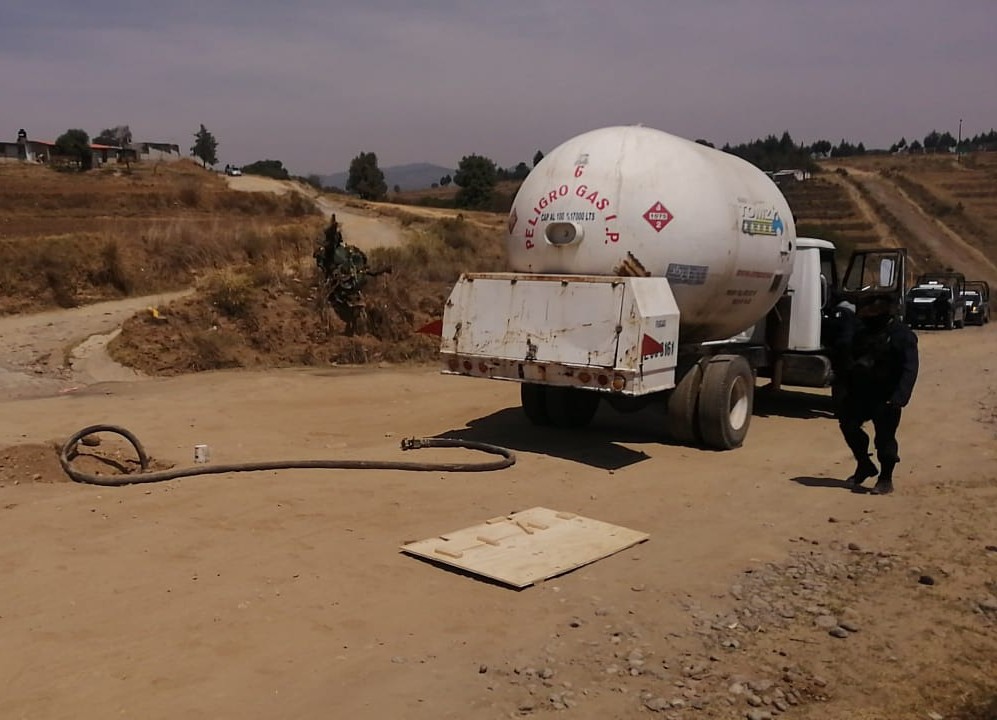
top-left (615, 252), bottom-right (651, 278)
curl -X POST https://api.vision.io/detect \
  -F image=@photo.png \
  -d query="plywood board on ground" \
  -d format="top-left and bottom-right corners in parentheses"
top-left (401, 507), bottom-right (649, 588)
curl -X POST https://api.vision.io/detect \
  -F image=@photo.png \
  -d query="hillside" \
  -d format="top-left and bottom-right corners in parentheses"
top-left (797, 153), bottom-right (997, 283)
top-left (0, 160), bottom-right (322, 315)
top-left (4, 150), bottom-right (997, 376)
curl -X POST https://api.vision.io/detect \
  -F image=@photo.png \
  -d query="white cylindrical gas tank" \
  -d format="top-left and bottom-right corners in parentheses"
top-left (507, 126), bottom-right (796, 343)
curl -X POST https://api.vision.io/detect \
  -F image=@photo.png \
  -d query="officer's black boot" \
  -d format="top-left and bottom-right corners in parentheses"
top-left (846, 455), bottom-right (878, 488)
top-left (870, 461), bottom-right (895, 495)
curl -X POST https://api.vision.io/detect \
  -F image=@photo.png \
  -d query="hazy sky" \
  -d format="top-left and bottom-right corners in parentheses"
top-left (2, 0), bottom-right (995, 175)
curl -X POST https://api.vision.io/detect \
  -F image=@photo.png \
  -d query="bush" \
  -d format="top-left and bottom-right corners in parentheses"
top-left (98, 240), bottom-right (135, 294)
top-left (176, 181), bottom-right (203, 208)
top-left (204, 270), bottom-right (254, 318)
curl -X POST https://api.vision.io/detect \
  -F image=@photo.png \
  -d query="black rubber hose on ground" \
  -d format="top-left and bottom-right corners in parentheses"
top-left (59, 424), bottom-right (516, 486)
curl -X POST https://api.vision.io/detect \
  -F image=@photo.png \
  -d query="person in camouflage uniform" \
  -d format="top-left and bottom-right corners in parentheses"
top-left (315, 214), bottom-right (388, 335)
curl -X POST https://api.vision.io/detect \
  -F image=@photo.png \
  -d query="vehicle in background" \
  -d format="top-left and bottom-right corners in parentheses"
top-left (905, 272), bottom-right (966, 330)
top-left (961, 280), bottom-right (991, 325)
top-left (224, 165), bottom-right (243, 177)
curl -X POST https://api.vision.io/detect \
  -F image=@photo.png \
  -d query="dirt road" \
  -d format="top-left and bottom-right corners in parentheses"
top-left (838, 167), bottom-right (997, 285)
top-left (225, 175), bottom-right (407, 252)
top-left (0, 290), bottom-right (191, 401)
top-left (1, 322), bottom-right (994, 719)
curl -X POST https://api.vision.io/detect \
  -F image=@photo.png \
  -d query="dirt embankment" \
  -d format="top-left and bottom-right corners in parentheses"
top-left (107, 212), bottom-right (507, 374)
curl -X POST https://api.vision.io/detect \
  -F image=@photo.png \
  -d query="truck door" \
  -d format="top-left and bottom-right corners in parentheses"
top-left (841, 248), bottom-right (908, 318)
top-left (819, 247), bottom-right (838, 310)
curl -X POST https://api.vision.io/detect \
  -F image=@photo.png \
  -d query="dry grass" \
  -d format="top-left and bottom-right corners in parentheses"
top-left (109, 213), bottom-right (508, 374)
top-left (0, 160), bottom-right (322, 314)
top-left (882, 161), bottom-right (997, 259)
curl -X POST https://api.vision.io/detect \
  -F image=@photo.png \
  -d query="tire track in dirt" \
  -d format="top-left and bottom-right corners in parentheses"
top-left (836, 167), bottom-right (997, 285)
top-left (0, 291), bottom-right (192, 401)
top-left (821, 171), bottom-right (901, 248)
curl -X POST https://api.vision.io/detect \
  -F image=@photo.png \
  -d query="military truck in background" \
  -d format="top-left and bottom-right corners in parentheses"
top-left (961, 280), bottom-right (991, 325)
top-left (905, 272), bottom-right (966, 330)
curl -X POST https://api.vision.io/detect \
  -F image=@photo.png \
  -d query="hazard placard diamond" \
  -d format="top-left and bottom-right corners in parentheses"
top-left (643, 202), bottom-right (674, 232)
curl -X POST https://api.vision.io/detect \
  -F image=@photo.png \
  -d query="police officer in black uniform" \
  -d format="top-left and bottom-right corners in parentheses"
top-left (832, 296), bottom-right (919, 495)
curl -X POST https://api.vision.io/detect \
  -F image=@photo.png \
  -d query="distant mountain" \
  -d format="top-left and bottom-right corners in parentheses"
top-left (320, 162), bottom-right (454, 192)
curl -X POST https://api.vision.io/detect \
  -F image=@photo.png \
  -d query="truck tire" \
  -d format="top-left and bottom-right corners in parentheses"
top-left (520, 383), bottom-right (551, 425)
top-left (545, 386), bottom-right (600, 428)
top-left (945, 312), bottom-right (954, 330)
top-left (665, 362), bottom-right (703, 445)
top-left (697, 356), bottom-right (754, 450)
top-left (956, 315), bottom-right (964, 329)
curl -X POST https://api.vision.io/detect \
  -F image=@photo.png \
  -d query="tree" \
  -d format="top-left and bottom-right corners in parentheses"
top-left (439, 174), bottom-right (452, 187)
top-left (532, 150), bottom-right (544, 167)
top-left (190, 124), bottom-right (218, 168)
top-left (55, 128), bottom-right (93, 170)
top-left (242, 159), bottom-right (289, 179)
top-left (93, 125), bottom-right (132, 147)
top-left (937, 131), bottom-right (957, 151)
top-left (830, 139), bottom-right (863, 158)
top-left (453, 154), bottom-right (498, 210)
top-left (722, 132), bottom-right (814, 171)
top-left (694, 138), bottom-right (715, 148)
top-left (393, 184), bottom-right (401, 194)
top-left (346, 151), bottom-right (387, 201)
top-left (512, 161), bottom-right (531, 180)
top-left (809, 140), bottom-right (832, 157)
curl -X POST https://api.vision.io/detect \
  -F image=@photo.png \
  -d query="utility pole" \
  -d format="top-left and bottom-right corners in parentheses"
top-left (958, 118), bottom-right (963, 162)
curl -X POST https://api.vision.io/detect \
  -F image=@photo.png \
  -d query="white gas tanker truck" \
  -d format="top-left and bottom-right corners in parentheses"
top-left (437, 126), bottom-right (906, 449)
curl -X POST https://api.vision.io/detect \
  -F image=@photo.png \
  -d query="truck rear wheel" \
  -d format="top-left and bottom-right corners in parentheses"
top-left (544, 386), bottom-right (600, 428)
top-left (520, 383), bottom-right (551, 425)
top-left (665, 362), bottom-right (703, 445)
top-left (697, 356), bottom-right (753, 450)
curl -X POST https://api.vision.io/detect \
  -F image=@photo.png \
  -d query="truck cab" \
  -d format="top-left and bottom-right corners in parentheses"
top-left (769, 244), bottom-right (906, 389)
